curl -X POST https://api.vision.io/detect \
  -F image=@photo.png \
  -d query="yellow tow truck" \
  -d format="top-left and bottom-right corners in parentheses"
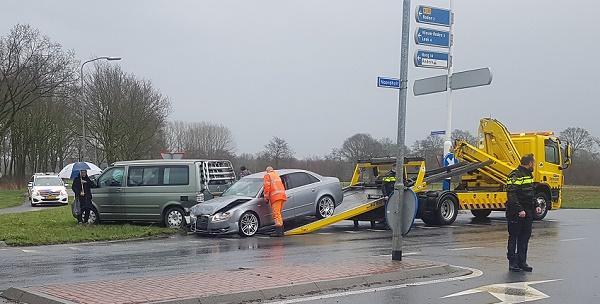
top-left (286, 118), bottom-right (572, 235)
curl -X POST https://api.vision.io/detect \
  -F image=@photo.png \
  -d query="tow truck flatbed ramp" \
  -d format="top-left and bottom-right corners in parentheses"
top-left (285, 187), bottom-right (385, 236)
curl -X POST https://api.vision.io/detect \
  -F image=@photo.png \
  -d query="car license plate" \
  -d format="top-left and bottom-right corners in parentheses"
top-left (47, 195), bottom-right (56, 200)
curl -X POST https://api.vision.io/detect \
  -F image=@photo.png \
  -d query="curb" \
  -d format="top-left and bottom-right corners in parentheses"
top-left (2, 263), bottom-right (469, 304)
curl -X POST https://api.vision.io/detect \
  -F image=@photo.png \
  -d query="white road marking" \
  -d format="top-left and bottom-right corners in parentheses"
top-left (559, 238), bottom-right (585, 242)
top-left (256, 236), bottom-right (271, 239)
top-left (367, 229), bottom-right (387, 232)
top-left (221, 238), bottom-right (238, 241)
top-left (21, 249), bottom-right (38, 253)
top-left (443, 279), bottom-right (561, 303)
top-left (267, 266), bottom-right (483, 304)
top-left (417, 226), bottom-right (439, 229)
top-left (68, 247), bottom-right (82, 251)
top-left (448, 247), bottom-right (484, 251)
top-left (316, 232), bottom-right (333, 235)
top-left (344, 231), bottom-right (360, 234)
top-left (188, 240), bottom-right (204, 243)
top-left (445, 225), bottom-right (459, 228)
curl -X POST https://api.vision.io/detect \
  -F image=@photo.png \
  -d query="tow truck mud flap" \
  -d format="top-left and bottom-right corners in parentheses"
top-left (386, 189), bottom-right (418, 236)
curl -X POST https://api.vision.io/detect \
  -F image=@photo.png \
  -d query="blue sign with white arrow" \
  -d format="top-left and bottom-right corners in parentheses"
top-left (377, 77), bottom-right (400, 89)
top-left (416, 6), bottom-right (451, 27)
top-left (415, 50), bottom-right (449, 69)
top-left (415, 27), bottom-right (451, 48)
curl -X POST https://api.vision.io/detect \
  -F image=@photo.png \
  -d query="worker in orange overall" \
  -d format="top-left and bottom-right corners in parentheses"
top-left (263, 166), bottom-right (287, 237)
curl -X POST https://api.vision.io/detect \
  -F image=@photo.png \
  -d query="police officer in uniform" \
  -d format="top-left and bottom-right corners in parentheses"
top-left (381, 169), bottom-right (396, 199)
top-left (506, 154), bottom-right (542, 272)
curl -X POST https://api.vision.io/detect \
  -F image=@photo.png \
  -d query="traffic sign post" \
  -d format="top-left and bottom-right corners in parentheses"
top-left (415, 50), bottom-right (449, 69)
top-left (389, 0), bottom-right (412, 262)
top-left (415, 27), bottom-right (451, 48)
top-left (415, 5), bottom-right (451, 27)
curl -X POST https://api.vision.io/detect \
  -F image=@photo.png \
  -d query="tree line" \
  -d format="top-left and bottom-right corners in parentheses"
top-left (1, 24), bottom-right (598, 186)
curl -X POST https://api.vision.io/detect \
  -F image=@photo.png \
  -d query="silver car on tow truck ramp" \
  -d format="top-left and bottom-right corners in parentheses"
top-left (189, 169), bottom-right (343, 237)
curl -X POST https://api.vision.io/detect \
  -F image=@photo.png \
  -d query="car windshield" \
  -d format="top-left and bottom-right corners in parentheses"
top-left (222, 178), bottom-right (263, 198)
top-left (34, 177), bottom-right (63, 186)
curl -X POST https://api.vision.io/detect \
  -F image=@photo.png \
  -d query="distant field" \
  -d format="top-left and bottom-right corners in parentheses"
top-left (341, 182), bottom-right (599, 209)
top-left (562, 186), bottom-right (600, 209)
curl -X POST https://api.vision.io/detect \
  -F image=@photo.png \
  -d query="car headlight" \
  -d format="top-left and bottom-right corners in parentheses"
top-left (32, 190), bottom-right (40, 197)
top-left (60, 190), bottom-right (67, 196)
top-left (211, 212), bottom-right (232, 222)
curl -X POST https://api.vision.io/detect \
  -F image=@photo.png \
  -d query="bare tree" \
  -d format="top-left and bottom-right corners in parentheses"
top-left (559, 127), bottom-right (597, 153)
top-left (262, 136), bottom-right (294, 168)
top-left (452, 129), bottom-right (477, 146)
top-left (0, 24), bottom-right (77, 137)
top-left (166, 121), bottom-right (235, 159)
top-left (84, 63), bottom-right (170, 164)
top-left (411, 135), bottom-right (444, 168)
top-left (338, 133), bottom-right (384, 162)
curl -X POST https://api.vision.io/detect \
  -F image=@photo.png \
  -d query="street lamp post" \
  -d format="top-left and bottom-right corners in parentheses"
top-left (80, 56), bottom-right (121, 161)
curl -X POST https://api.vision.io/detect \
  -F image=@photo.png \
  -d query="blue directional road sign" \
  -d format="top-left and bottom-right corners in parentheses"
top-left (415, 27), bottom-right (451, 48)
top-left (416, 6), bottom-right (451, 27)
top-left (430, 130), bottom-right (446, 136)
top-left (415, 50), bottom-right (449, 69)
top-left (377, 77), bottom-right (400, 89)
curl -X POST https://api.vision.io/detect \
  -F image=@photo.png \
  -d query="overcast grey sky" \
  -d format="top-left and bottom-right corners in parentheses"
top-left (3, 1), bottom-right (598, 157)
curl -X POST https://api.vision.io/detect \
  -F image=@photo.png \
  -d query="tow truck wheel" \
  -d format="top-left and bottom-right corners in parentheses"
top-left (434, 194), bottom-right (459, 225)
top-left (471, 209), bottom-right (492, 219)
top-left (533, 192), bottom-right (550, 221)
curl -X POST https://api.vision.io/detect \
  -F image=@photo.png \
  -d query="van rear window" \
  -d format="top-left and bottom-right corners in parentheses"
top-left (164, 166), bottom-right (189, 185)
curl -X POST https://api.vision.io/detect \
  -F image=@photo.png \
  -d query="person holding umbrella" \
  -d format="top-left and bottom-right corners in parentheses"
top-left (72, 170), bottom-right (93, 224)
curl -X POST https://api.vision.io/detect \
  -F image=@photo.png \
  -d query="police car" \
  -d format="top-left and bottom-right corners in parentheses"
top-left (27, 173), bottom-right (69, 206)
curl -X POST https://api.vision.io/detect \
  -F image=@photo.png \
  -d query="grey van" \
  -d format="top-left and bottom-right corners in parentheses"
top-left (86, 159), bottom-right (235, 228)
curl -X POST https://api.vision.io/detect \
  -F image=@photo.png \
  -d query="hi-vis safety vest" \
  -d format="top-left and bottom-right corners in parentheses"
top-left (382, 176), bottom-right (396, 183)
top-left (264, 171), bottom-right (287, 202)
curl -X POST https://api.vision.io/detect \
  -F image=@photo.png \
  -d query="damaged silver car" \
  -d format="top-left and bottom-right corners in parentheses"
top-left (189, 169), bottom-right (343, 237)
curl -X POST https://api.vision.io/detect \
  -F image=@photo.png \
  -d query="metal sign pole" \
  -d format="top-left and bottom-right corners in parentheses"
top-left (443, 0), bottom-right (455, 191)
top-left (392, 0), bottom-right (411, 261)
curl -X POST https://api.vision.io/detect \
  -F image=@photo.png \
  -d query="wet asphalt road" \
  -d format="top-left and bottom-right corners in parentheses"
top-left (1, 209), bottom-right (598, 303)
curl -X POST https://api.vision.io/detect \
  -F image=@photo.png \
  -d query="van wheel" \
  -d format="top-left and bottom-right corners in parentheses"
top-left (87, 208), bottom-right (100, 225)
top-left (164, 207), bottom-right (186, 229)
top-left (533, 192), bottom-right (549, 221)
top-left (471, 209), bottom-right (492, 219)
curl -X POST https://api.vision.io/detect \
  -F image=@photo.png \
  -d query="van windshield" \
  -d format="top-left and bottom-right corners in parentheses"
top-left (222, 178), bottom-right (263, 198)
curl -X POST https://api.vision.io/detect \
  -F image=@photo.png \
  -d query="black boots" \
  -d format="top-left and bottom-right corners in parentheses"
top-left (519, 262), bottom-right (533, 272)
top-left (270, 226), bottom-right (284, 237)
top-left (509, 258), bottom-right (522, 272)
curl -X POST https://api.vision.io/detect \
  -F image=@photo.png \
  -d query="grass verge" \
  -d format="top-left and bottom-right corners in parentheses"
top-left (561, 186), bottom-right (600, 209)
top-left (0, 190), bottom-right (24, 209)
top-left (0, 203), bottom-right (177, 246)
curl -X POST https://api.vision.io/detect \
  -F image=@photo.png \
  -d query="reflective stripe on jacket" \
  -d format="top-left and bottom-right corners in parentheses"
top-left (263, 171), bottom-right (287, 202)
top-left (506, 165), bottom-right (537, 218)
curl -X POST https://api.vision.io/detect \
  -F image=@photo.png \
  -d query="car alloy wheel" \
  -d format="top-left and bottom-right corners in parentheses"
top-left (239, 212), bottom-right (259, 237)
top-left (317, 196), bottom-right (335, 219)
